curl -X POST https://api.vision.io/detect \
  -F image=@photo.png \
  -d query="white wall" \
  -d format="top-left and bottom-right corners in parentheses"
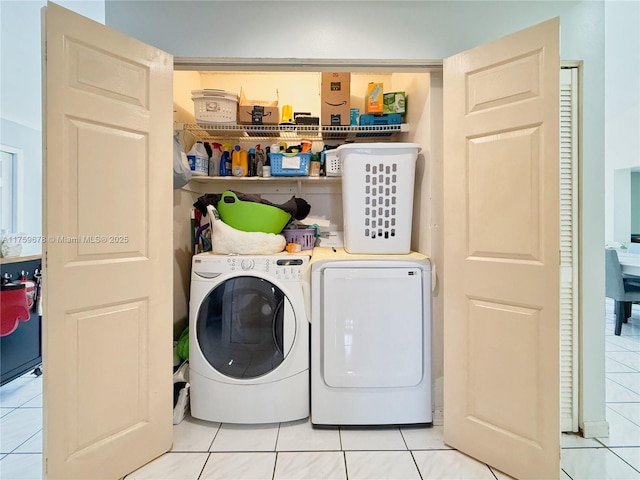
top-left (0, 0), bottom-right (105, 254)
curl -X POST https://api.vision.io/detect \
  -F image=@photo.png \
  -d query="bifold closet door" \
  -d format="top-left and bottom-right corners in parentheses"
top-left (322, 266), bottom-right (424, 388)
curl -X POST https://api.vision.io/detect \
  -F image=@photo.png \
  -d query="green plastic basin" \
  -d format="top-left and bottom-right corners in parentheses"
top-left (216, 191), bottom-right (291, 234)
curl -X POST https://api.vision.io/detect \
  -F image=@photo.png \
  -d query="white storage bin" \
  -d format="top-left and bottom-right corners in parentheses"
top-left (324, 149), bottom-right (341, 177)
top-left (338, 142), bottom-right (420, 254)
top-left (191, 89), bottom-right (238, 124)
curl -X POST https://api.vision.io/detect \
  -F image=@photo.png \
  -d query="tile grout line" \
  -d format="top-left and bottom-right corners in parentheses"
top-left (342, 451), bottom-right (348, 480)
top-left (606, 446), bottom-right (640, 475)
top-left (195, 451), bottom-right (210, 480)
top-left (408, 451), bottom-right (424, 480)
top-left (605, 404), bottom-right (640, 428)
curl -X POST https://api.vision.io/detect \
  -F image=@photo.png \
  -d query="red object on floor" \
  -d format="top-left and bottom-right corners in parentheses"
top-left (1, 284), bottom-right (30, 337)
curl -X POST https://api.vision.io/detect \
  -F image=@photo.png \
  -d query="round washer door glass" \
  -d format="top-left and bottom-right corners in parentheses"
top-left (195, 275), bottom-right (296, 379)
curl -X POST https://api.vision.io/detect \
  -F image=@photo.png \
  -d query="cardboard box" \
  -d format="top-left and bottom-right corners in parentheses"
top-left (321, 72), bottom-right (351, 126)
top-left (365, 82), bottom-right (384, 114)
top-left (383, 91), bottom-right (406, 115)
top-left (238, 105), bottom-right (279, 125)
top-left (238, 88), bottom-right (279, 124)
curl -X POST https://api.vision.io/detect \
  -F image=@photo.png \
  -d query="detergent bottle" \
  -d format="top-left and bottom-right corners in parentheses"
top-left (247, 148), bottom-right (256, 176)
top-left (255, 144), bottom-right (265, 177)
top-left (209, 142), bottom-right (222, 177)
top-left (186, 141), bottom-right (208, 176)
top-left (231, 145), bottom-right (248, 177)
top-left (219, 143), bottom-right (232, 176)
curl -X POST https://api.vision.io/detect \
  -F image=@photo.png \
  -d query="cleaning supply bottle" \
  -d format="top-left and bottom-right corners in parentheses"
top-left (219, 143), bottom-right (232, 176)
top-left (263, 146), bottom-right (272, 177)
top-left (231, 145), bottom-right (248, 177)
top-left (255, 144), bottom-right (265, 177)
top-left (209, 143), bottom-right (222, 177)
top-left (247, 148), bottom-right (256, 177)
top-left (186, 141), bottom-right (208, 176)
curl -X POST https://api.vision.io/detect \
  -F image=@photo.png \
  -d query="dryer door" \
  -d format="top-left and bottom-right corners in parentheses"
top-left (322, 266), bottom-right (424, 388)
top-left (195, 275), bottom-right (296, 379)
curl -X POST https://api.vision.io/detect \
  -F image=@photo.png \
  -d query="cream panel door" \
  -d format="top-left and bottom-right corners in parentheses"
top-left (43, 3), bottom-right (173, 479)
top-left (443, 18), bottom-right (560, 480)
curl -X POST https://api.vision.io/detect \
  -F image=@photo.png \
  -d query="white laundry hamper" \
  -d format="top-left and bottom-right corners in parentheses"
top-left (338, 142), bottom-right (420, 254)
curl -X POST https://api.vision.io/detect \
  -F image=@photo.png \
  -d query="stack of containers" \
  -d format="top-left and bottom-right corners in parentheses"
top-left (336, 143), bottom-right (421, 254)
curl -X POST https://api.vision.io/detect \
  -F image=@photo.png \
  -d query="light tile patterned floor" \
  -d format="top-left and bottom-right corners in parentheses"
top-left (1, 299), bottom-right (639, 479)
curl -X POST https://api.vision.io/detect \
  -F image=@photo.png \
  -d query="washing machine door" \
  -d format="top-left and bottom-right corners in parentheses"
top-left (195, 275), bottom-right (296, 379)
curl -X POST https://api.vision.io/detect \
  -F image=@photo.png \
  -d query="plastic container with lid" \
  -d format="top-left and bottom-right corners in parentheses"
top-left (191, 89), bottom-right (238, 124)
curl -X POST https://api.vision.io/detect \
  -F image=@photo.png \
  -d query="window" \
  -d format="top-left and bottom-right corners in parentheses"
top-left (0, 145), bottom-right (22, 235)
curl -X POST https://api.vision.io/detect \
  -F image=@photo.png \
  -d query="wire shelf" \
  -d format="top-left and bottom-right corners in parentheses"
top-left (179, 123), bottom-right (408, 141)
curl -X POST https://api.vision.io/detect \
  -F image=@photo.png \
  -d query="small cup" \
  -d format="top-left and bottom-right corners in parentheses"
top-left (262, 165), bottom-right (271, 177)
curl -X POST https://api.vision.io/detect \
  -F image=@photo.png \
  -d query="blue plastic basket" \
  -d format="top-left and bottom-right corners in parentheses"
top-left (270, 152), bottom-right (311, 176)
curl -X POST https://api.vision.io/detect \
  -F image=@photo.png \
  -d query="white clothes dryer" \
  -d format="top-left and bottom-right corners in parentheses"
top-left (189, 253), bottom-right (310, 424)
top-left (310, 248), bottom-right (432, 426)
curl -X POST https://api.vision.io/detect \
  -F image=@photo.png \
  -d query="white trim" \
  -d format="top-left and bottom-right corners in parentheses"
top-left (432, 409), bottom-right (444, 427)
top-left (559, 67), bottom-right (581, 433)
top-left (174, 57), bottom-right (443, 72)
top-left (581, 420), bottom-right (609, 439)
top-left (0, 144), bottom-right (24, 234)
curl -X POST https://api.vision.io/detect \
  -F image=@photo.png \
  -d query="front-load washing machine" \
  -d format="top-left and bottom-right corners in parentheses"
top-left (189, 253), bottom-right (310, 423)
top-left (311, 247), bottom-right (432, 426)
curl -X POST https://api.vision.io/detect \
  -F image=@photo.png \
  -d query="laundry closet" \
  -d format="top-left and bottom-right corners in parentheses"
top-left (171, 68), bottom-right (441, 427)
top-left (170, 66), bottom-right (440, 340)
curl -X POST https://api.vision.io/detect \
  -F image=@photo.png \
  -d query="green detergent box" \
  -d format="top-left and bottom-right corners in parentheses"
top-left (383, 91), bottom-right (406, 115)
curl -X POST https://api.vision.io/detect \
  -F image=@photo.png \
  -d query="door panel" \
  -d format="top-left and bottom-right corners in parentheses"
top-left (44, 3), bottom-right (173, 478)
top-left (322, 267), bottom-right (423, 388)
top-left (443, 18), bottom-right (560, 480)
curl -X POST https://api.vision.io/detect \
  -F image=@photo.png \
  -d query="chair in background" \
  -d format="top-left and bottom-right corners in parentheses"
top-left (605, 248), bottom-right (640, 335)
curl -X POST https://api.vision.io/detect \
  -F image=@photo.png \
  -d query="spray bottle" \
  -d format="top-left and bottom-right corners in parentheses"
top-left (209, 143), bottom-right (222, 177)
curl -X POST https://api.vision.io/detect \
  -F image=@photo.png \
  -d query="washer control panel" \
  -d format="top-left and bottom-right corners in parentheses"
top-left (193, 254), bottom-right (309, 281)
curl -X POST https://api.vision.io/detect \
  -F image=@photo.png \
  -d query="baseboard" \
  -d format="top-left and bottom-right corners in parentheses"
top-left (581, 420), bottom-right (609, 438)
top-left (432, 409), bottom-right (444, 426)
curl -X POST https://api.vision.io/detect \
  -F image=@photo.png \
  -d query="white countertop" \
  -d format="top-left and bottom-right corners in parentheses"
top-left (310, 247), bottom-right (429, 264)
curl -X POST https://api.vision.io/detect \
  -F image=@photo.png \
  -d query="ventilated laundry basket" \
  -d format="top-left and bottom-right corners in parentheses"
top-left (338, 143), bottom-right (420, 254)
